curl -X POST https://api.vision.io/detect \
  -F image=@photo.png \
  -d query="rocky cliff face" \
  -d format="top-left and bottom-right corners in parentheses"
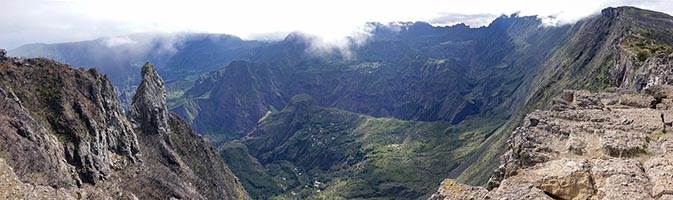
top-left (431, 87), bottom-right (673, 199)
top-left (0, 54), bottom-right (139, 189)
top-left (127, 62), bottom-right (249, 199)
top-left (453, 6), bottom-right (673, 185)
top-left (0, 52), bottom-right (249, 199)
top-left (432, 7), bottom-right (673, 199)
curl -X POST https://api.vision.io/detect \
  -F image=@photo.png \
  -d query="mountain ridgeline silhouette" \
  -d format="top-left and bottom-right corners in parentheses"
top-left (7, 6), bottom-right (673, 200)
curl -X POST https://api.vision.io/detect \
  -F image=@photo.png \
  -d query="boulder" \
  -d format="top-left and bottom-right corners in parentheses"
top-left (0, 49), bottom-right (6, 60)
top-left (533, 159), bottom-right (595, 200)
top-left (644, 155), bottom-right (673, 198)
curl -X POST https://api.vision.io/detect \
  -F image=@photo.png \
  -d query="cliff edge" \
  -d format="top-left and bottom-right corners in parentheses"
top-left (432, 86), bottom-right (673, 199)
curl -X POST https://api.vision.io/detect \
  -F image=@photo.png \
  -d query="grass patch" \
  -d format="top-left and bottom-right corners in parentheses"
top-left (224, 102), bottom-right (502, 199)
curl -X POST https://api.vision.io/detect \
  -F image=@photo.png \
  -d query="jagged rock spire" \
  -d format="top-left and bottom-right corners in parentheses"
top-left (129, 62), bottom-right (170, 135)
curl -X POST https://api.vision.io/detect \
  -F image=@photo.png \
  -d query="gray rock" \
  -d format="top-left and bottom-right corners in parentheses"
top-left (533, 159), bottom-right (595, 199)
top-left (600, 131), bottom-right (647, 157)
top-left (0, 49), bottom-right (6, 60)
top-left (644, 155), bottom-right (673, 198)
top-left (127, 62), bottom-right (250, 200)
top-left (0, 58), bottom-right (249, 199)
top-left (492, 178), bottom-right (554, 200)
top-left (567, 135), bottom-right (586, 155)
top-left (0, 158), bottom-right (76, 199)
top-left (0, 59), bottom-right (140, 187)
top-left (0, 86), bottom-right (75, 187)
top-left (591, 158), bottom-right (652, 199)
top-left (429, 179), bottom-right (489, 200)
top-left (434, 88), bottom-right (673, 200)
top-left (129, 62), bottom-right (170, 137)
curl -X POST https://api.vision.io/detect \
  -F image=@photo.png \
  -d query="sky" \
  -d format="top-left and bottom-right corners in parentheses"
top-left (1, 0), bottom-right (673, 49)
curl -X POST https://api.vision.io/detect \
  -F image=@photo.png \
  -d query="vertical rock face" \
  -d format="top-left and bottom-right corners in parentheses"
top-left (0, 86), bottom-right (75, 188)
top-left (129, 63), bottom-right (170, 136)
top-left (0, 56), bottom-right (140, 187)
top-left (0, 56), bottom-right (249, 199)
top-left (127, 62), bottom-right (250, 200)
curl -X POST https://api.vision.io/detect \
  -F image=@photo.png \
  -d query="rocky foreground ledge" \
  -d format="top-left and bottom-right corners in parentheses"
top-left (432, 86), bottom-right (673, 199)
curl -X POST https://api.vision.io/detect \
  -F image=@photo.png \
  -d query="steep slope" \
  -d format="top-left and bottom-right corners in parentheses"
top-left (213, 7), bottom-right (673, 199)
top-left (172, 16), bottom-right (571, 140)
top-left (432, 87), bottom-right (673, 199)
top-left (127, 62), bottom-right (249, 199)
top-left (0, 52), bottom-right (249, 199)
top-left (0, 54), bottom-right (140, 189)
top-left (454, 6), bottom-right (673, 185)
top-left (172, 61), bottom-right (287, 141)
top-left (8, 6), bottom-right (673, 199)
top-left (0, 158), bottom-right (76, 199)
top-left (172, 15), bottom-right (578, 197)
top-left (221, 95), bottom-right (500, 199)
top-left (433, 6), bottom-right (673, 198)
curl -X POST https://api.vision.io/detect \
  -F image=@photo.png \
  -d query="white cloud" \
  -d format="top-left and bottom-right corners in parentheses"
top-left (302, 23), bottom-right (375, 59)
top-left (1, 0), bottom-right (673, 49)
top-left (103, 36), bottom-right (136, 47)
top-left (429, 13), bottom-right (500, 27)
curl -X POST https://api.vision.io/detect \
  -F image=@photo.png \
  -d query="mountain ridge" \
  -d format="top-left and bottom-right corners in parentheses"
top-left (0, 53), bottom-right (250, 199)
top-left (210, 6), bottom-right (673, 199)
top-left (169, 13), bottom-right (560, 140)
top-left (454, 6), bottom-right (673, 185)
top-left (4, 6), bottom-right (673, 200)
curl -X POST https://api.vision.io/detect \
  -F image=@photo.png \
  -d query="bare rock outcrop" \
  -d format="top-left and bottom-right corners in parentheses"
top-left (0, 57), bottom-right (139, 187)
top-left (129, 62), bottom-right (170, 137)
top-left (127, 62), bottom-right (250, 200)
top-left (0, 49), bottom-right (6, 61)
top-left (0, 56), bottom-right (249, 199)
top-left (0, 158), bottom-right (77, 199)
top-left (432, 87), bottom-right (673, 200)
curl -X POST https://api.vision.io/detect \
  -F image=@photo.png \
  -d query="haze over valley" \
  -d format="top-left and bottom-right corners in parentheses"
top-left (3, 1), bottom-right (673, 199)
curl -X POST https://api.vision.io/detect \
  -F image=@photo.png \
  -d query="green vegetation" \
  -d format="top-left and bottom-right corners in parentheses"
top-left (591, 60), bottom-right (614, 92)
top-left (166, 79), bottom-right (196, 109)
top-left (37, 83), bottom-right (62, 110)
top-left (625, 36), bottom-right (672, 63)
top-left (51, 127), bottom-right (73, 143)
top-left (15, 6), bottom-right (673, 200)
top-left (637, 50), bottom-right (650, 62)
top-left (223, 97), bottom-right (503, 199)
top-left (646, 131), bottom-right (667, 142)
